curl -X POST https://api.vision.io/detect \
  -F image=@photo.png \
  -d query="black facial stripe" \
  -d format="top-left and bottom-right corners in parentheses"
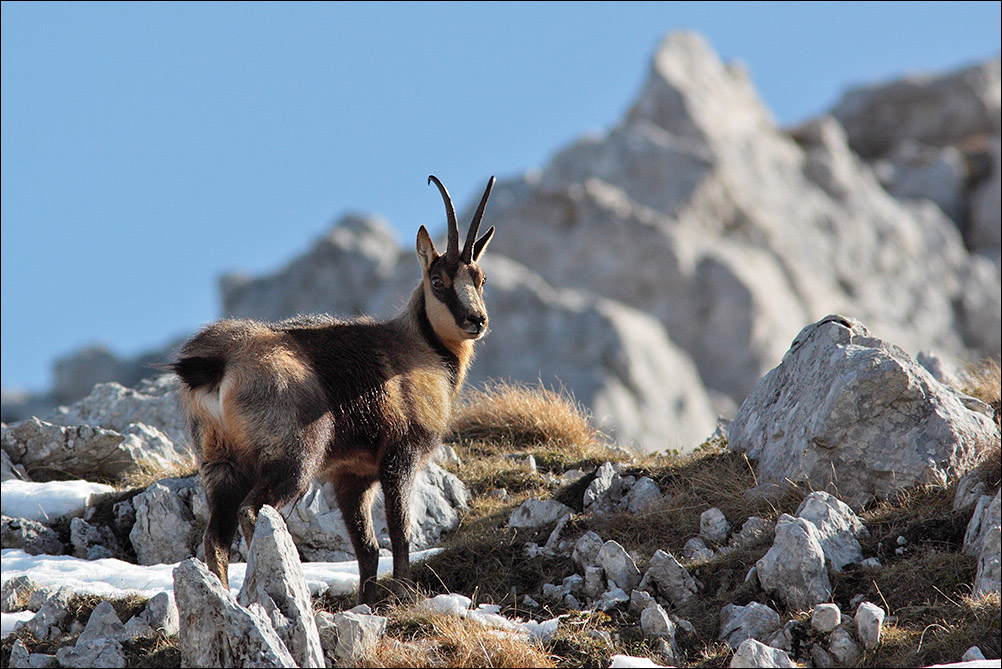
top-left (416, 291), bottom-right (460, 386)
top-left (429, 258), bottom-right (474, 325)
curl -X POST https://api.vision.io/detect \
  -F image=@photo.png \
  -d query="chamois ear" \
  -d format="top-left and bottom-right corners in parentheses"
top-left (416, 225), bottom-right (439, 271)
top-left (472, 226), bottom-right (495, 261)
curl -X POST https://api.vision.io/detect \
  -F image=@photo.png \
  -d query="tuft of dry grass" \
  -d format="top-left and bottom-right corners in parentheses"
top-left (119, 456), bottom-right (199, 490)
top-left (958, 358), bottom-right (1001, 410)
top-left (868, 593), bottom-right (1001, 667)
top-left (450, 381), bottom-right (605, 453)
top-left (358, 604), bottom-right (556, 668)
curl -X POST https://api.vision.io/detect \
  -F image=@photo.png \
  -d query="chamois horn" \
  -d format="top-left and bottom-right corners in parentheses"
top-left (428, 175), bottom-right (459, 263)
top-left (462, 176), bottom-right (496, 263)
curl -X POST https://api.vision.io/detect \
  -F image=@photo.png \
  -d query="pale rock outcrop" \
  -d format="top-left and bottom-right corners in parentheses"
top-left (509, 498), bottom-right (573, 530)
top-left (699, 507), bottom-right (730, 544)
top-left (597, 540), bottom-right (642, 592)
top-left (47, 375), bottom-right (190, 449)
top-left (237, 506), bottom-right (324, 668)
top-left (1, 417), bottom-right (183, 483)
top-left (729, 516), bottom-right (770, 548)
top-left (1, 448), bottom-right (27, 482)
top-left (572, 531), bottom-right (605, 569)
top-left (333, 610), bottom-right (388, 661)
top-left (965, 489), bottom-right (1002, 596)
top-left (729, 638), bottom-right (796, 668)
top-left (1, 516), bottom-right (63, 556)
top-left (854, 601), bottom-right (885, 650)
top-left (795, 491), bottom-right (866, 572)
top-left (285, 462), bottom-right (468, 560)
top-left (718, 602), bottom-right (780, 648)
top-left (173, 558), bottom-right (297, 668)
top-left (969, 137), bottom-right (1001, 258)
top-left (471, 256), bottom-right (716, 451)
top-left (682, 537), bottom-right (714, 562)
top-left (70, 517), bottom-right (122, 560)
top-left (55, 638), bottom-right (127, 669)
top-left (221, 214), bottom-right (400, 323)
top-left (756, 514), bottom-right (832, 610)
top-left (638, 549), bottom-right (698, 607)
top-left (827, 626), bottom-right (860, 666)
top-left (130, 480), bottom-right (200, 565)
top-left (16, 586), bottom-right (75, 641)
top-left (729, 316), bottom-right (998, 509)
top-left (830, 58), bottom-right (1000, 160)
top-left (810, 603), bottom-right (841, 634)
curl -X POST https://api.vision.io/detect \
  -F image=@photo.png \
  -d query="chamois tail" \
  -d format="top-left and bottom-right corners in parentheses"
top-left (171, 356), bottom-right (226, 391)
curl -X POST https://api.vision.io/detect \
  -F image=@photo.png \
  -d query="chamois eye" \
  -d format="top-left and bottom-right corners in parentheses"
top-left (431, 276), bottom-right (444, 289)
top-left (480, 275), bottom-right (486, 288)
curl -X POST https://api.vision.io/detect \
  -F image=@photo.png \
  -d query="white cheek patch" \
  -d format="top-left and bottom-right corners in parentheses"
top-left (455, 269), bottom-right (482, 313)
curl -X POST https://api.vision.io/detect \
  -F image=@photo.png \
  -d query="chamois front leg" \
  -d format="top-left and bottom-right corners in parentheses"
top-left (332, 472), bottom-right (381, 605)
top-left (379, 446), bottom-right (419, 596)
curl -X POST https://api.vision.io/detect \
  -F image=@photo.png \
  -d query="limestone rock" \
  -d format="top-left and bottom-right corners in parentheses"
top-left (173, 558), bottom-right (296, 668)
top-left (796, 491), bottom-right (865, 572)
top-left (828, 627), bottom-right (860, 666)
top-left (756, 514), bottom-right (831, 610)
top-left (624, 476), bottom-right (663, 513)
top-left (70, 517), bottom-right (122, 560)
top-left (284, 463), bottom-right (468, 560)
top-left (1, 417), bottom-right (183, 483)
top-left (584, 566), bottom-right (606, 599)
top-left (718, 602), bottom-right (781, 648)
top-left (730, 516), bottom-right (770, 548)
top-left (830, 58), bottom-right (1000, 159)
top-left (17, 586), bottom-right (75, 641)
top-left (729, 316), bottom-right (998, 509)
top-left (810, 603), bottom-right (841, 634)
top-left (48, 374), bottom-right (188, 447)
top-left (638, 549), bottom-right (698, 607)
top-left (238, 506), bottom-right (324, 669)
top-left (334, 611), bottom-right (387, 661)
top-left (572, 531), bottom-right (605, 569)
top-left (975, 524), bottom-right (1001, 596)
top-left (221, 214), bottom-right (400, 323)
top-left (1, 448), bottom-right (28, 482)
top-left (700, 507), bottom-right (731, 544)
top-left (130, 481), bottom-right (199, 564)
top-left (855, 601), bottom-right (885, 650)
top-left (55, 638), bottom-right (127, 669)
top-left (597, 540), bottom-right (642, 592)
top-left (729, 638), bottom-right (796, 668)
top-left (964, 489), bottom-right (1001, 557)
top-left (509, 498), bottom-right (573, 530)
top-left (682, 537), bottom-right (714, 562)
top-left (1, 516), bottom-right (63, 556)
top-left (1, 575), bottom-right (37, 613)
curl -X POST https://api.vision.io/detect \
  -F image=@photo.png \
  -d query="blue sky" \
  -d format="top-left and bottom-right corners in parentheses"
top-left (2, 1), bottom-right (1000, 392)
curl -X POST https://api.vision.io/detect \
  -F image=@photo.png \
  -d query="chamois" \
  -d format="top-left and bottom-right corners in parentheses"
top-left (171, 175), bottom-right (496, 604)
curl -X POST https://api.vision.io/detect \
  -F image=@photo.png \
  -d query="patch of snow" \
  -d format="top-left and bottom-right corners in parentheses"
top-left (418, 592), bottom-right (561, 643)
top-left (0, 547), bottom-right (439, 600)
top-left (1, 611), bottom-right (34, 639)
top-left (609, 655), bottom-right (671, 668)
top-left (1, 480), bottom-right (116, 522)
top-left (924, 662), bottom-right (1000, 668)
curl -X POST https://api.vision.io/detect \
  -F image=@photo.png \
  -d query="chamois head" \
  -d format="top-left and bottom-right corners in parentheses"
top-left (416, 175), bottom-right (496, 343)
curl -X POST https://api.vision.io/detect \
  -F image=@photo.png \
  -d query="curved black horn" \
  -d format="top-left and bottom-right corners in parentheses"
top-left (462, 176), bottom-right (496, 263)
top-left (428, 175), bottom-right (459, 262)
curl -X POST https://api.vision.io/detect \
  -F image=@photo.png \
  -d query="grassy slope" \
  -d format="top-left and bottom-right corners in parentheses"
top-left (3, 364), bottom-right (999, 668)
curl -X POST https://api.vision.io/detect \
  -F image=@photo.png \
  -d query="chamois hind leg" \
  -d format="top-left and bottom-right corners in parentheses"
top-left (379, 445), bottom-right (419, 595)
top-left (201, 460), bottom-right (252, 590)
top-left (332, 472), bottom-right (381, 606)
top-left (238, 454), bottom-right (315, 547)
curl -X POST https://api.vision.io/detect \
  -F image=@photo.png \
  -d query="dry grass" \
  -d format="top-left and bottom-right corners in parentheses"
top-left (958, 358), bottom-right (1001, 411)
top-left (868, 593), bottom-right (1001, 667)
top-left (358, 605), bottom-right (557, 668)
top-left (119, 456), bottom-right (198, 490)
top-left (450, 381), bottom-right (606, 453)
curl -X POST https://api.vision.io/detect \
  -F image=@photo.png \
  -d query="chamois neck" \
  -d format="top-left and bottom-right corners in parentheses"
top-left (401, 286), bottom-right (474, 389)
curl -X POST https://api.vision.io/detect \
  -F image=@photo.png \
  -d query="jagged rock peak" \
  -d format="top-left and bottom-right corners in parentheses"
top-left (625, 31), bottom-right (776, 142)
